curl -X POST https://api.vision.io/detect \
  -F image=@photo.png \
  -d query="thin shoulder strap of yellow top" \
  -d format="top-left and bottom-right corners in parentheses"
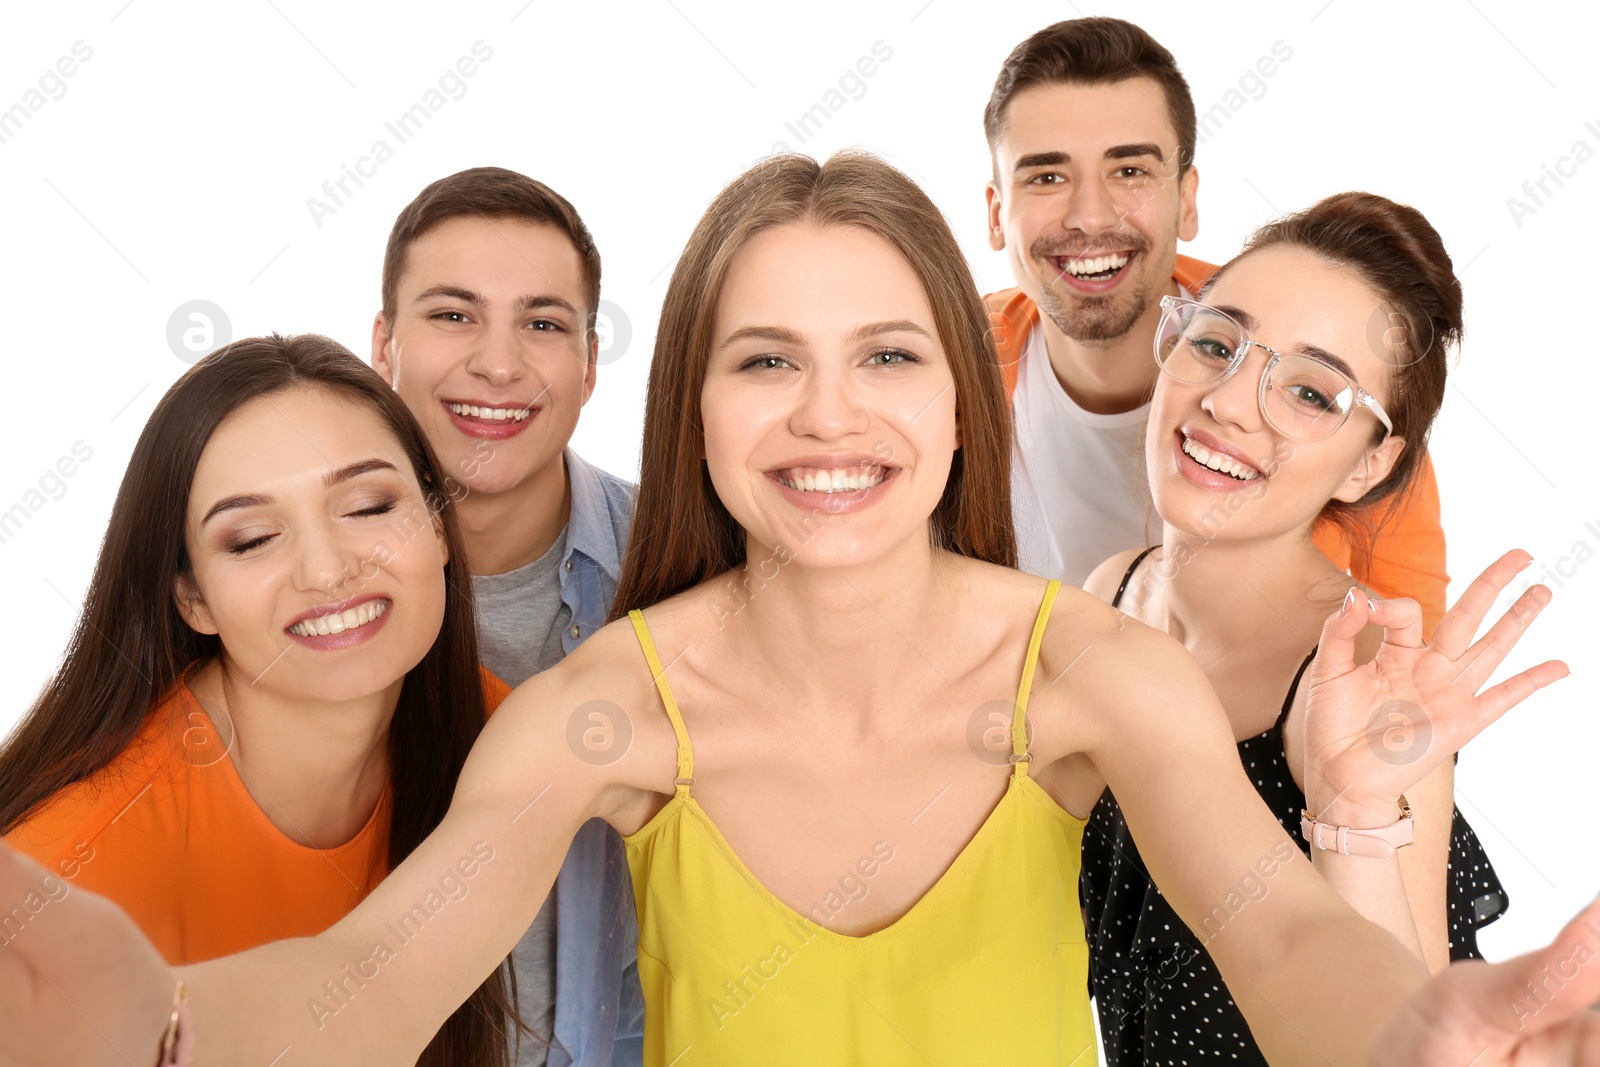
top-left (627, 609), bottom-right (695, 795)
top-left (1011, 579), bottom-right (1061, 778)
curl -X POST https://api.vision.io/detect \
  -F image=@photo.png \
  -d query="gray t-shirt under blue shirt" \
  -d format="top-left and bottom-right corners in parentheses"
top-left (474, 528), bottom-right (569, 1067)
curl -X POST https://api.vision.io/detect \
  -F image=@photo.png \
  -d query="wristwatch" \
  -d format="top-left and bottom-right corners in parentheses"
top-left (1300, 795), bottom-right (1414, 858)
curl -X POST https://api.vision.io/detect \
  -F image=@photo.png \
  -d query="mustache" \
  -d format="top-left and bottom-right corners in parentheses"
top-left (1031, 234), bottom-right (1150, 259)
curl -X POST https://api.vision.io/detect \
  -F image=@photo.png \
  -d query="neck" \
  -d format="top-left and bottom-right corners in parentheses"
top-left (1036, 279), bottom-right (1176, 415)
top-left (722, 533), bottom-right (954, 713)
top-left (194, 657), bottom-right (401, 849)
top-left (1147, 523), bottom-right (1347, 651)
top-left (457, 452), bottom-right (572, 575)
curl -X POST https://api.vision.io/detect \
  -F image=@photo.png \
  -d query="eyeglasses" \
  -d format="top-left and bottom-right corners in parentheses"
top-left (1154, 295), bottom-right (1393, 442)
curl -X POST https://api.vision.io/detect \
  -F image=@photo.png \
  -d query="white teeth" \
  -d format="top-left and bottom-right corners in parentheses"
top-left (448, 402), bottom-right (530, 422)
top-left (775, 466), bottom-right (888, 494)
top-left (290, 599), bottom-right (390, 638)
top-left (1180, 436), bottom-right (1260, 482)
top-left (1065, 252), bottom-right (1130, 277)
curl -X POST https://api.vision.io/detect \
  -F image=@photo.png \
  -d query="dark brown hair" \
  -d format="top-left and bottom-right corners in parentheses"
top-left (0, 334), bottom-right (519, 1066)
top-left (610, 151), bottom-right (1015, 618)
top-left (984, 17), bottom-right (1197, 174)
top-left (381, 166), bottom-right (602, 332)
top-left (1208, 191), bottom-right (1461, 563)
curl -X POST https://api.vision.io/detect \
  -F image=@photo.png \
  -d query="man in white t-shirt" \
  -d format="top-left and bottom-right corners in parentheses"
top-left (979, 17), bottom-right (1446, 624)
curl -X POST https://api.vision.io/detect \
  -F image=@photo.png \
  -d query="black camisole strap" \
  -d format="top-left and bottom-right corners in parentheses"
top-left (1274, 648), bottom-right (1319, 732)
top-left (1110, 546), bottom-right (1160, 609)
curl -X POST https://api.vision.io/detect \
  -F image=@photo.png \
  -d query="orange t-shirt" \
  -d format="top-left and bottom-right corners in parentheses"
top-left (986, 255), bottom-right (1448, 635)
top-left (4, 666), bottom-right (512, 964)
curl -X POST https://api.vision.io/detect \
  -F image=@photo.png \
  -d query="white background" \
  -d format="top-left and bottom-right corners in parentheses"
top-left (1, 0), bottom-right (1594, 991)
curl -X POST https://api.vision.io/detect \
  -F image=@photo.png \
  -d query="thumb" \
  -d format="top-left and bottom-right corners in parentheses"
top-left (1313, 587), bottom-right (1373, 679)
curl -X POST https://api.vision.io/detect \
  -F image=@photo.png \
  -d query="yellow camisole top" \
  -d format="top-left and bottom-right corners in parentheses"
top-left (622, 579), bottom-right (1097, 1066)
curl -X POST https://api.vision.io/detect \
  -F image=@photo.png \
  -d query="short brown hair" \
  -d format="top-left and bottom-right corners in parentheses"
top-left (380, 166), bottom-right (601, 330)
top-left (1209, 191), bottom-right (1462, 565)
top-left (984, 18), bottom-right (1197, 174)
top-left (610, 152), bottom-right (1016, 619)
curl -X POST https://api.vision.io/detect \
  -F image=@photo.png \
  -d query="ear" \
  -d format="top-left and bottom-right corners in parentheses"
top-left (581, 323), bottom-right (599, 406)
top-left (371, 312), bottom-right (397, 386)
top-left (173, 573), bottom-right (219, 635)
top-left (431, 506), bottom-right (450, 568)
top-left (984, 180), bottom-right (1006, 252)
top-left (1332, 434), bottom-right (1406, 504)
top-left (1177, 164), bottom-right (1200, 244)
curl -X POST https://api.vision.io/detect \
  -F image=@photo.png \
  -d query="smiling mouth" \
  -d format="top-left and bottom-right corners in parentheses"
top-left (1050, 251), bottom-right (1134, 282)
top-left (772, 465), bottom-right (889, 493)
top-left (1180, 432), bottom-right (1262, 482)
top-left (288, 599), bottom-right (390, 637)
top-left (446, 402), bottom-right (532, 423)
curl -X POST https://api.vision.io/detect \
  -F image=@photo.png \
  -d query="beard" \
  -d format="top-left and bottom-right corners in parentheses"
top-left (1030, 234), bottom-right (1158, 344)
top-left (1037, 277), bottom-right (1153, 344)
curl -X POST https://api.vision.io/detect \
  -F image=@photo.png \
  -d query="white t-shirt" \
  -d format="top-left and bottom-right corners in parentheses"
top-left (1009, 292), bottom-right (1191, 586)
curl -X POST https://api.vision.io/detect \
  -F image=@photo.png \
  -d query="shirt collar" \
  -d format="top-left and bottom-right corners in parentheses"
top-left (561, 446), bottom-right (622, 579)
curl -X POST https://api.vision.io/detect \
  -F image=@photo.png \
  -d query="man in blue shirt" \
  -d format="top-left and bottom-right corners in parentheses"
top-left (370, 166), bottom-right (642, 1067)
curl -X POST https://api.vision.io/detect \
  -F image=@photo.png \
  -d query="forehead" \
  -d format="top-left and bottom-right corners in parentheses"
top-left (398, 216), bottom-right (588, 307)
top-left (996, 77), bottom-right (1179, 164)
top-left (191, 388), bottom-right (410, 510)
top-left (714, 223), bottom-right (937, 338)
top-left (1206, 245), bottom-right (1394, 387)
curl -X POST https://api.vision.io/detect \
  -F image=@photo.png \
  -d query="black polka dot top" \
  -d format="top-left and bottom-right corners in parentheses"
top-left (1080, 548), bottom-right (1509, 1065)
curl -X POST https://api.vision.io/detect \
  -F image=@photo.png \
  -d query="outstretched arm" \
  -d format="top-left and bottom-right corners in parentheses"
top-left (0, 649), bottom-right (645, 1067)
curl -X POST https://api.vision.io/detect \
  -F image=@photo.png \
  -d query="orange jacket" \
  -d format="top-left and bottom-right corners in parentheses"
top-left (5, 666), bottom-right (512, 964)
top-left (987, 255), bottom-right (1447, 634)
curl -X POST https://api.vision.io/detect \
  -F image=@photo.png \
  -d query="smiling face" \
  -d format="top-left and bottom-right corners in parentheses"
top-left (699, 222), bottom-right (961, 569)
top-left (175, 386), bottom-right (449, 704)
top-left (372, 216), bottom-right (597, 500)
top-left (987, 77), bottom-right (1198, 344)
top-left (1146, 244), bottom-right (1407, 540)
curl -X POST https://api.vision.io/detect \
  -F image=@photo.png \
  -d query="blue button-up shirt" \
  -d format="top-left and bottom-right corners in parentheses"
top-left (529, 448), bottom-right (644, 1067)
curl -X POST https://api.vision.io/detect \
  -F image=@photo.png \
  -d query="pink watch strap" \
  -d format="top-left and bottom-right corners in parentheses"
top-left (1300, 797), bottom-right (1415, 858)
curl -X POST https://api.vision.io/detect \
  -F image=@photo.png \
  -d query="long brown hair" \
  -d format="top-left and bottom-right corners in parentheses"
top-left (0, 334), bottom-right (517, 1066)
top-left (611, 151), bottom-right (1015, 619)
top-left (1206, 191), bottom-right (1461, 570)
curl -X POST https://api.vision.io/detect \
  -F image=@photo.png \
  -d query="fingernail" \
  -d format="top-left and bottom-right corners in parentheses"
top-left (1367, 596), bottom-right (1381, 612)
top-left (1342, 588), bottom-right (1358, 615)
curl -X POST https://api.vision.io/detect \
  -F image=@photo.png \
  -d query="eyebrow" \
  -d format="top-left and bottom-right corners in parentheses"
top-left (1012, 143), bottom-right (1167, 173)
top-left (200, 459), bottom-right (401, 526)
top-left (1210, 304), bottom-right (1359, 380)
top-left (717, 319), bottom-right (933, 352)
top-left (412, 285), bottom-right (580, 318)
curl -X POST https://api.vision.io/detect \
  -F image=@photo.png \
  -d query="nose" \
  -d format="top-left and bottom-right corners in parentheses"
top-left (292, 518), bottom-right (365, 601)
top-left (1058, 172), bottom-right (1121, 241)
top-left (463, 321), bottom-right (526, 389)
top-left (789, 362), bottom-right (871, 442)
top-left (1199, 342), bottom-right (1268, 433)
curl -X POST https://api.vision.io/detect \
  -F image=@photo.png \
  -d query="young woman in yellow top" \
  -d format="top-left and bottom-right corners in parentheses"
top-left (1, 154), bottom-right (1593, 1067)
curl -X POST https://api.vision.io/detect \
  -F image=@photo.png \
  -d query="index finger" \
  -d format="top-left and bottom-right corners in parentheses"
top-left (1428, 549), bottom-right (1534, 660)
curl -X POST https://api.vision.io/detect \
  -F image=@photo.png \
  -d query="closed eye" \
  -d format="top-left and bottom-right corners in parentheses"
top-left (227, 533), bottom-right (274, 555)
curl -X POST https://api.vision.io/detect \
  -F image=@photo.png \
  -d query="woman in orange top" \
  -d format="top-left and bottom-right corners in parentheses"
top-left (0, 333), bottom-right (515, 1066)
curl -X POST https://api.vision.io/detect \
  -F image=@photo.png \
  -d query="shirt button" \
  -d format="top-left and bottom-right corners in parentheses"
top-left (564, 559), bottom-right (572, 572)
top-left (569, 624), bottom-right (581, 638)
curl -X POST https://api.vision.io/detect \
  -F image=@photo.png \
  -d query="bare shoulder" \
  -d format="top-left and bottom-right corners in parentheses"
top-left (1082, 547), bottom-right (1151, 605)
top-left (1027, 582), bottom-right (1217, 764)
top-left (459, 610), bottom-right (683, 825)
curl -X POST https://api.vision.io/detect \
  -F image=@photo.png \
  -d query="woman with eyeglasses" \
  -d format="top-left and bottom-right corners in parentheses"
top-left (1080, 192), bottom-right (1508, 1065)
